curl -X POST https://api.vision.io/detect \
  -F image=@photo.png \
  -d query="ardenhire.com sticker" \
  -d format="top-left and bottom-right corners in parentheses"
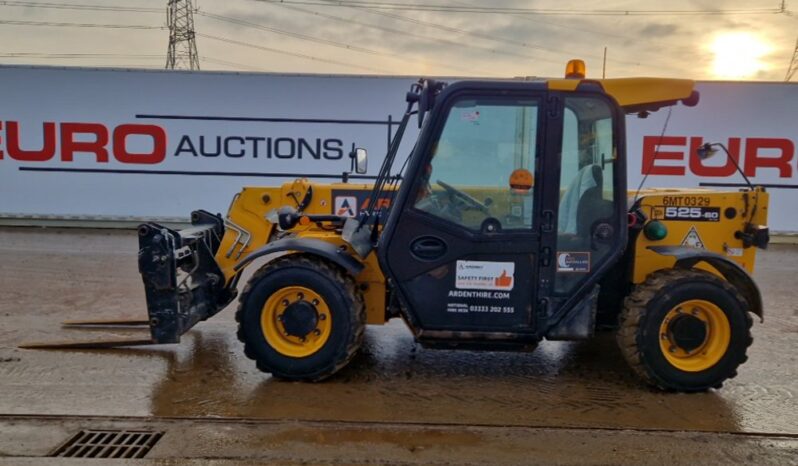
top-left (455, 260), bottom-right (514, 291)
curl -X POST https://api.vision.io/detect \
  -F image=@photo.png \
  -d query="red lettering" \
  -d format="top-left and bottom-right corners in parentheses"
top-left (60, 123), bottom-right (109, 162)
top-left (689, 137), bottom-right (740, 177)
top-left (112, 124), bottom-right (167, 164)
top-left (642, 135), bottom-right (685, 176)
top-left (6, 121), bottom-right (57, 162)
top-left (743, 138), bottom-right (794, 178)
top-left (359, 198), bottom-right (392, 210)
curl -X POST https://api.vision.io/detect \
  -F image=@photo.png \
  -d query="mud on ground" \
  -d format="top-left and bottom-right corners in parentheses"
top-left (0, 227), bottom-right (796, 464)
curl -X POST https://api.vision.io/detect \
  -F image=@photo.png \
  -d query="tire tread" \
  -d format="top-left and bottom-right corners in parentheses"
top-left (235, 254), bottom-right (365, 382)
top-left (617, 268), bottom-right (754, 391)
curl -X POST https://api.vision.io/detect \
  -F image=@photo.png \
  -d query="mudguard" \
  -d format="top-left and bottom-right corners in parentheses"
top-left (234, 237), bottom-right (364, 276)
top-left (648, 246), bottom-right (764, 321)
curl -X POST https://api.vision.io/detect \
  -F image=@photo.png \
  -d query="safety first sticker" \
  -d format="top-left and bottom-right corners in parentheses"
top-left (681, 226), bottom-right (705, 249)
top-left (455, 260), bottom-right (514, 291)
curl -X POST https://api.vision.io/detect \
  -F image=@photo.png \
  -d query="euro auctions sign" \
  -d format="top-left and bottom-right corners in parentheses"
top-left (0, 66), bottom-right (418, 220)
top-left (626, 82), bottom-right (797, 231)
top-left (0, 121), bottom-right (167, 164)
top-left (0, 66), bottom-right (796, 232)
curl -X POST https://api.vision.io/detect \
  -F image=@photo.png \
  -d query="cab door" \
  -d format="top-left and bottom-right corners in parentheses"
top-left (379, 86), bottom-right (546, 334)
top-left (541, 91), bottom-right (627, 331)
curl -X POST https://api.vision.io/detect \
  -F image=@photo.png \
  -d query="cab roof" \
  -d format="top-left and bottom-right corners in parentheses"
top-left (547, 77), bottom-right (699, 114)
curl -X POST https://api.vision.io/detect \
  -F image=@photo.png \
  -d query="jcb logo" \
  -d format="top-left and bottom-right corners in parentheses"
top-left (0, 121), bottom-right (167, 164)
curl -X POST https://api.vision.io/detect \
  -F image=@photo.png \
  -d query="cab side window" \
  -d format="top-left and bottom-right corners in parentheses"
top-left (555, 96), bottom-right (616, 294)
top-left (413, 98), bottom-right (539, 231)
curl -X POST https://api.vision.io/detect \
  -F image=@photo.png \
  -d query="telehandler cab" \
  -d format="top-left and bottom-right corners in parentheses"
top-left (32, 60), bottom-right (770, 392)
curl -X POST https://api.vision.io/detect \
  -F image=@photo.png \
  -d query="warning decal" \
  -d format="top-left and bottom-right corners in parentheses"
top-left (334, 196), bottom-right (357, 217)
top-left (681, 226), bottom-right (705, 249)
top-left (726, 247), bottom-right (744, 257)
top-left (455, 260), bottom-right (514, 291)
top-left (461, 110), bottom-right (480, 122)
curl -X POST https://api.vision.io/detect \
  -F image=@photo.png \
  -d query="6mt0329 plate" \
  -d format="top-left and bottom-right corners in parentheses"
top-left (653, 206), bottom-right (721, 222)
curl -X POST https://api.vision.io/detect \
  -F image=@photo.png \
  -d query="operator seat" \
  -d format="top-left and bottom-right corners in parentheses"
top-left (559, 164), bottom-right (610, 245)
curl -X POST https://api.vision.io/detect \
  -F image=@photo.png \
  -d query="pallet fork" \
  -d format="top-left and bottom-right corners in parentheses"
top-left (20, 210), bottom-right (236, 350)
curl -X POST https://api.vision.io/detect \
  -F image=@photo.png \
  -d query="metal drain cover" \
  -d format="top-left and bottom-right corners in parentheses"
top-left (50, 429), bottom-right (164, 458)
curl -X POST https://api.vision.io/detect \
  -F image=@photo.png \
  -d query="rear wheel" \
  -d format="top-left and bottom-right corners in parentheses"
top-left (236, 255), bottom-right (365, 381)
top-left (617, 269), bottom-right (753, 392)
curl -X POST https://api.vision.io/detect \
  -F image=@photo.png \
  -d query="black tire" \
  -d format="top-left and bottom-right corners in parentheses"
top-left (235, 255), bottom-right (365, 381)
top-left (617, 268), bottom-right (753, 392)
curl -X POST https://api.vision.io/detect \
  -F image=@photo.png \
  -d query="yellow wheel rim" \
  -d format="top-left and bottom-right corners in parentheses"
top-left (659, 299), bottom-right (730, 372)
top-left (261, 286), bottom-right (331, 358)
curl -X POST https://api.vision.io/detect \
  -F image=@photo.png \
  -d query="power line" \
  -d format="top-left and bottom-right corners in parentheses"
top-left (0, 0), bottom-right (492, 75)
top-left (321, 0), bottom-right (644, 67)
top-left (255, 0), bottom-right (785, 17)
top-left (0, 0), bottom-right (736, 54)
top-left (0, 51), bottom-right (262, 72)
top-left (262, 1), bottom-right (696, 78)
top-left (197, 32), bottom-right (385, 73)
top-left (0, 0), bottom-right (495, 74)
top-left (0, 0), bottom-right (745, 78)
top-left (0, 19), bottom-right (163, 29)
top-left (786, 36), bottom-right (798, 81)
top-left (268, 2), bottom-right (566, 67)
top-left (196, 10), bottom-right (495, 75)
top-left (0, 52), bottom-right (163, 59)
top-left (198, 11), bottom-right (382, 56)
top-left (0, 1), bottom-right (161, 13)
top-left (202, 56), bottom-right (270, 72)
top-left (2, 0), bottom-right (787, 18)
top-left (448, 0), bottom-right (694, 55)
top-left (0, 0), bottom-right (672, 71)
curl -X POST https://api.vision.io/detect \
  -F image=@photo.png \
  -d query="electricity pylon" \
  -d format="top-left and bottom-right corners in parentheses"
top-left (165, 0), bottom-right (200, 70)
top-left (786, 36), bottom-right (797, 81)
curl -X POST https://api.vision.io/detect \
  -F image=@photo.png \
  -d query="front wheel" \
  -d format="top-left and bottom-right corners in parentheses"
top-left (235, 255), bottom-right (365, 381)
top-left (617, 269), bottom-right (753, 392)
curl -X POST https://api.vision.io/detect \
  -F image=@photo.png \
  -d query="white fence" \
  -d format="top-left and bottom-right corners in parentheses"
top-left (0, 66), bottom-right (795, 231)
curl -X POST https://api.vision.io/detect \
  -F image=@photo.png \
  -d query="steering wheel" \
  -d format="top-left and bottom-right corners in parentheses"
top-left (436, 180), bottom-right (490, 214)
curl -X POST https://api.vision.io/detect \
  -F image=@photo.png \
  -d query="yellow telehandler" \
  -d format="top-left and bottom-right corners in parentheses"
top-left (34, 60), bottom-right (770, 391)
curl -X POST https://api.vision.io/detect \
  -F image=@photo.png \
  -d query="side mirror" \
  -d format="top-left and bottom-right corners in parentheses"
top-left (696, 142), bottom-right (718, 160)
top-left (354, 148), bottom-right (368, 174)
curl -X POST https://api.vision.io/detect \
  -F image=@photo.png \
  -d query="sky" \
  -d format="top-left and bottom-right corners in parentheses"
top-left (0, 0), bottom-right (796, 81)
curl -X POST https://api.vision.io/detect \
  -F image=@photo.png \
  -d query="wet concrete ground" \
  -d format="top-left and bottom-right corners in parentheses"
top-left (0, 227), bottom-right (796, 464)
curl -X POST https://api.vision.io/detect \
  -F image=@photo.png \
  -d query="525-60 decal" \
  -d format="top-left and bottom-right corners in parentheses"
top-left (653, 206), bottom-right (720, 222)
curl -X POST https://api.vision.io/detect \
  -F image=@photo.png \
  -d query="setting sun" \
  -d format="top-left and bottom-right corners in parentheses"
top-left (710, 32), bottom-right (770, 79)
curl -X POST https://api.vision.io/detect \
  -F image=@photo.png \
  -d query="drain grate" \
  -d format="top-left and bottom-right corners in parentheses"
top-left (50, 429), bottom-right (164, 459)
